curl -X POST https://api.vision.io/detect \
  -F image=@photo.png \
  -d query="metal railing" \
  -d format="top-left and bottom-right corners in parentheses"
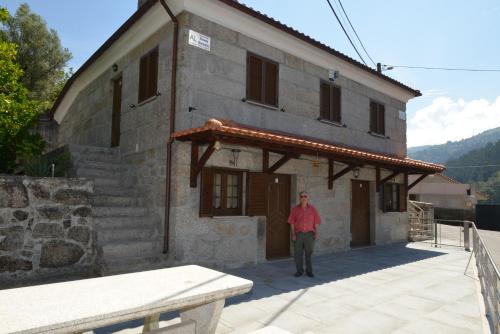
top-left (432, 219), bottom-right (499, 333)
top-left (408, 201), bottom-right (434, 241)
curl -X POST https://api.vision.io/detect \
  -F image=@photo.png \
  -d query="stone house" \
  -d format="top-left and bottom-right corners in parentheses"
top-left (49, 0), bottom-right (444, 273)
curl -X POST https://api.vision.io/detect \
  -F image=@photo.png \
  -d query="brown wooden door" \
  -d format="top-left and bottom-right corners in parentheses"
top-left (351, 180), bottom-right (370, 247)
top-left (111, 75), bottom-right (122, 147)
top-left (266, 174), bottom-right (291, 259)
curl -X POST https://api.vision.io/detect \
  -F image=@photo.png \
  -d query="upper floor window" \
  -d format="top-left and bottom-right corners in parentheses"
top-left (200, 168), bottom-right (243, 217)
top-left (320, 81), bottom-right (341, 123)
top-left (246, 53), bottom-right (278, 107)
top-left (370, 101), bottom-right (385, 135)
top-left (138, 46), bottom-right (159, 103)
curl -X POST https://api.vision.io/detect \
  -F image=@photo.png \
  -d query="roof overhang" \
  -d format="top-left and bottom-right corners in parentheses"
top-left (172, 119), bottom-right (445, 175)
top-left (51, 0), bottom-right (420, 123)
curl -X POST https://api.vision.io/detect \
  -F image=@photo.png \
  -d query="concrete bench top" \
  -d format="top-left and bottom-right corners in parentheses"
top-left (0, 265), bottom-right (253, 334)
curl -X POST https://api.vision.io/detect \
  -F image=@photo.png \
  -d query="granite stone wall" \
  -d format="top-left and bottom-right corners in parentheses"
top-left (0, 177), bottom-right (96, 287)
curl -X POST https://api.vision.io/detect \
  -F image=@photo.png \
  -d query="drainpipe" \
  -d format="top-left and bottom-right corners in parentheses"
top-left (159, 0), bottom-right (178, 254)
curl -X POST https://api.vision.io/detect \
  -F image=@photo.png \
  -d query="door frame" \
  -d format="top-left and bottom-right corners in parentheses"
top-left (265, 173), bottom-right (291, 260)
top-left (110, 74), bottom-right (123, 147)
top-left (350, 179), bottom-right (371, 247)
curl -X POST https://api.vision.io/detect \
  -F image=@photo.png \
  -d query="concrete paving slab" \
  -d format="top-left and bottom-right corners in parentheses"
top-left (92, 242), bottom-right (487, 334)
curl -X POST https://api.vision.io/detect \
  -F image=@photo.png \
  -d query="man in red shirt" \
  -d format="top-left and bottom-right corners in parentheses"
top-left (288, 191), bottom-right (321, 277)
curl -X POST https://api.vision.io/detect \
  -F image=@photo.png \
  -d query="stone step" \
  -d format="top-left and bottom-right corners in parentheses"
top-left (71, 152), bottom-right (121, 163)
top-left (93, 206), bottom-right (148, 218)
top-left (103, 254), bottom-right (167, 275)
top-left (94, 216), bottom-right (156, 230)
top-left (73, 160), bottom-right (128, 172)
top-left (92, 194), bottom-right (139, 207)
top-left (98, 226), bottom-right (158, 243)
top-left (68, 144), bottom-right (120, 156)
top-left (101, 239), bottom-right (161, 260)
top-left (93, 185), bottom-right (136, 197)
top-left (76, 168), bottom-right (121, 179)
top-left (92, 177), bottom-right (121, 187)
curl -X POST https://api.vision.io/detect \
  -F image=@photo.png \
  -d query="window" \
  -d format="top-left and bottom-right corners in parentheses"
top-left (138, 46), bottom-right (159, 103)
top-left (382, 183), bottom-right (407, 212)
top-left (383, 183), bottom-right (399, 212)
top-left (200, 168), bottom-right (243, 216)
top-left (320, 81), bottom-right (341, 123)
top-left (370, 101), bottom-right (385, 135)
top-left (246, 53), bottom-right (278, 107)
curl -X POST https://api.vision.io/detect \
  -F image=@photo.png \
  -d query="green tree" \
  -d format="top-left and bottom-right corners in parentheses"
top-left (1, 3), bottom-right (72, 112)
top-left (0, 7), bottom-right (44, 173)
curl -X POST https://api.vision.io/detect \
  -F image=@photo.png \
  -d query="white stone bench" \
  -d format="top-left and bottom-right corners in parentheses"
top-left (0, 265), bottom-right (253, 334)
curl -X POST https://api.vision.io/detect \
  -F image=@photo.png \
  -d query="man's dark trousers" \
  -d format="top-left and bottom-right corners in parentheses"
top-left (294, 231), bottom-right (314, 274)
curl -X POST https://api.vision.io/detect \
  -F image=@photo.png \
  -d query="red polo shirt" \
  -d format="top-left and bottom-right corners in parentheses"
top-left (287, 204), bottom-right (321, 233)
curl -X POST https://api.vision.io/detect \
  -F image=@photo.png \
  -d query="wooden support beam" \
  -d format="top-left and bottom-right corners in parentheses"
top-left (262, 149), bottom-right (269, 172)
top-left (328, 159), bottom-right (334, 190)
top-left (380, 170), bottom-right (401, 184)
top-left (190, 141), bottom-right (215, 188)
top-left (266, 153), bottom-right (296, 174)
top-left (408, 174), bottom-right (428, 191)
top-left (332, 164), bottom-right (356, 181)
top-left (376, 166), bottom-right (381, 192)
top-left (190, 142), bottom-right (199, 187)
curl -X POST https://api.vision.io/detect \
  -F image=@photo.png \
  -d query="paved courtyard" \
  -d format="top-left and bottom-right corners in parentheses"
top-left (93, 242), bottom-right (487, 334)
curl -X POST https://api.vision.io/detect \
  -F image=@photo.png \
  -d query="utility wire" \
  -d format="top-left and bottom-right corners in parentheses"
top-left (336, 0), bottom-right (377, 67)
top-left (445, 164), bottom-right (500, 169)
top-left (386, 65), bottom-right (500, 72)
top-left (325, 0), bottom-right (368, 66)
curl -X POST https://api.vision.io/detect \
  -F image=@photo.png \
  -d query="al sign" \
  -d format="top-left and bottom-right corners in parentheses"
top-left (188, 30), bottom-right (211, 52)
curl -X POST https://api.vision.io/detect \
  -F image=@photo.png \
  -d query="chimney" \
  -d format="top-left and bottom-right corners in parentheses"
top-left (138, 0), bottom-right (148, 9)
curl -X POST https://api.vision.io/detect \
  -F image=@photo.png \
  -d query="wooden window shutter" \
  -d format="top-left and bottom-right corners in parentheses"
top-left (331, 85), bottom-right (341, 122)
top-left (200, 168), bottom-right (214, 217)
top-left (247, 172), bottom-right (268, 216)
top-left (148, 47), bottom-right (159, 99)
top-left (264, 61), bottom-right (278, 106)
top-left (378, 104), bottom-right (385, 135)
top-left (247, 54), bottom-right (263, 102)
top-left (139, 56), bottom-right (148, 102)
top-left (399, 184), bottom-right (407, 212)
top-left (370, 101), bottom-right (377, 132)
top-left (320, 82), bottom-right (331, 120)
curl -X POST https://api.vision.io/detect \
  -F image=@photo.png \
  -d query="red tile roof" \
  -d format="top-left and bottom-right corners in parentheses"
top-left (172, 119), bottom-right (445, 173)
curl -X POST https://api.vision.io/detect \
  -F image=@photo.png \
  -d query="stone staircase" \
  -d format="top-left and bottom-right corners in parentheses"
top-left (68, 145), bottom-right (163, 274)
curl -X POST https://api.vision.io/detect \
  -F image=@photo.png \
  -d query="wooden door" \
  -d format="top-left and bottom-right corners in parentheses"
top-left (351, 180), bottom-right (370, 247)
top-left (266, 174), bottom-right (291, 259)
top-left (111, 75), bottom-right (122, 147)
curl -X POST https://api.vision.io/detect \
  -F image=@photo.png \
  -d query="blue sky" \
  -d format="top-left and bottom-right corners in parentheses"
top-left (4, 0), bottom-right (500, 147)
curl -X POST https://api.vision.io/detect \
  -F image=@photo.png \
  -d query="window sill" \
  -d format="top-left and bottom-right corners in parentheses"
top-left (368, 131), bottom-right (390, 139)
top-left (242, 98), bottom-right (284, 112)
top-left (131, 92), bottom-right (161, 108)
top-left (318, 118), bottom-right (347, 128)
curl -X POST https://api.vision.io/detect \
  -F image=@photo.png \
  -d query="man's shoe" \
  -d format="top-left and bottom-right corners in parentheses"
top-left (294, 272), bottom-right (303, 277)
top-left (306, 272), bottom-right (314, 278)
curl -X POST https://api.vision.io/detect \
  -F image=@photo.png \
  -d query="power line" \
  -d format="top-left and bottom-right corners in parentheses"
top-left (385, 65), bottom-right (500, 72)
top-left (325, 0), bottom-right (368, 66)
top-left (445, 164), bottom-right (500, 169)
top-left (336, 0), bottom-right (377, 67)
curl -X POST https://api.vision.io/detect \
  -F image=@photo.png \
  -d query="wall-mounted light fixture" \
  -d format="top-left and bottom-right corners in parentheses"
top-left (230, 149), bottom-right (241, 167)
top-left (353, 167), bottom-right (360, 178)
top-left (112, 63), bottom-right (118, 72)
top-left (214, 141), bottom-right (221, 151)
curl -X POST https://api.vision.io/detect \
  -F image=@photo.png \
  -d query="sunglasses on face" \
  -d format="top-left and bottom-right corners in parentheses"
top-left (300, 195), bottom-right (308, 198)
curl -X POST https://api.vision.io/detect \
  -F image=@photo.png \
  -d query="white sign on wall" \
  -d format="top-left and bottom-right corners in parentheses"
top-left (399, 110), bottom-right (406, 120)
top-left (188, 30), bottom-right (211, 51)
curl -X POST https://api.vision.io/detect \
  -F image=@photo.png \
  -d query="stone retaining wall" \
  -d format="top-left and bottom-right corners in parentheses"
top-left (0, 176), bottom-right (96, 288)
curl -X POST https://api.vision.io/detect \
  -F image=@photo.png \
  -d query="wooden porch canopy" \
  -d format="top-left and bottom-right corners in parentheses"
top-left (172, 119), bottom-right (445, 189)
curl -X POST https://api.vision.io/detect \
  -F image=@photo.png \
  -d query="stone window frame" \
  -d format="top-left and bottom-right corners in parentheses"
top-left (200, 167), bottom-right (244, 217)
top-left (138, 46), bottom-right (159, 103)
